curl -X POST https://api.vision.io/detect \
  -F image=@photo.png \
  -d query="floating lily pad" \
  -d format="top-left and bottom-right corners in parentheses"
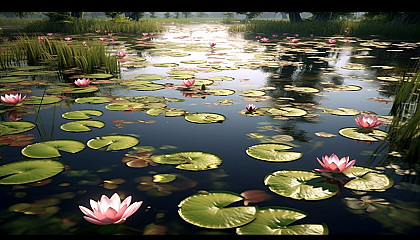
top-left (284, 86), bottom-right (320, 93)
top-left (60, 120), bottom-right (105, 132)
top-left (246, 143), bottom-right (303, 162)
top-left (0, 121), bottom-right (36, 136)
top-left (105, 101), bottom-right (166, 111)
top-left (124, 81), bottom-right (165, 91)
top-left (0, 159), bottom-right (65, 185)
top-left (83, 73), bottom-right (114, 79)
top-left (0, 76), bottom-right (27, 83)
top-left (205, 89), bottom-right (236, 96)
top-left (62, 110), bottom-right (103, 120)
top-left (342, 166), bottom-right (394, 191)
top-left (178, 191), bottom-right (257, 229)
top-left (75, 97), bottom-right (111, 104)
top-left (23, 96), bottom-right (62, 105)
top-left (146, 108), bottom-right (187, 117)
top-left (135, 74), bottom-right (167, 81)
top-left (151, 151), bottom-right (222, 171)
top-left (153, 173), bottom-right (177, 183)
top-left (241, 90), bottom-right (266, 97)
top-left (21, 139), bottom-right (85, 158)
top-left (208, 76), bottom-right (235, 81)
top-left (47, 86), bottom-right (99, 94)
top-left (323, 107), bottom-right (360, 116)
top-left (264, 170), bottom-right (338, 200)
top-left (185, 112), bottom-right (226, 124)
top-left (236, 206), bottom-right (329, 235)
top-left (338, 127), bottom-right (387, 141)
top-left (87, 135), bottom-right (139, 151)
top-left (152, 63), bottom-right (179, 67)
top-left (181, 60), bottom-right (207, 64)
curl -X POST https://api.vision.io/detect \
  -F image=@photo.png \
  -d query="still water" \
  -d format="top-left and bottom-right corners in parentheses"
top-left (0, 23), bottom-right (419, 235)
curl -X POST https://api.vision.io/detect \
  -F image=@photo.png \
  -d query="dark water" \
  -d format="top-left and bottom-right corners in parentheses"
top-left (0, 23), bottom-right (419, 235)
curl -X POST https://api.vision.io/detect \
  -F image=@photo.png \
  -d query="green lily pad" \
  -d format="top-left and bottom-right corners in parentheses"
top-left (75, 97), bottom-right (111, 104)
top-left (338, 127), bottom-right (387, 141)
top-left (153, 173), bottom-right (177, 183)
top-left (151, 151), bottom-right (222, 171)
top-left (236, 206), bottom-right (329, 235)
top-left (205, 89), bottom-right (236, 96)
top-left (264, 170), bottom-right (338, 200)
top-left (0, 159), bottom-right (65, 185)
top-left (284, 86), bottom-right (320, 93)
top-left (246, 143), bottom-right (303, 162)
top-left (83, 73), bottom-right (114, 79)
top-left (0, 121), bottom-right (36, 136)
top-left (241, 90), bottom-right (266, 97)
top-left (185, 112), bottom-right (226, 124)
top-left (342, 166), bottom-right (394, 191)
top-left (62, 110), bottom-right (103, 120)
top-left (178, 191), bottom-right (257, 229)
top-left (277, 107), bottom-right (307, 117)
top-left (135, 74), bottom-right (167, 81)
top-left (46, 86), bottom-right (99, 94)
top-left (152, 63), bottom-right (179, 67)
top-left (181, 60), bottom-right (207, 64)
top-left (60, 120), bottom-right (105, 132)
top-left (208, 76), bottom-right (235, 81)
top-left (0, 76), bottom-right (27, 83)
top-left (323, 107), bottom-right (360, 116)
top-left (130, 82), bottom-right (165, 91)
top-left (87, 135), bottom-right (139, 151)
top-left (146, 108), bottom-right (187, 117)
top-left (105, 101), bottom-right (166, 111)
top-left (21, 139), bottom-right (86, 158)
top-left (22, 96), bottom-right (62, 105)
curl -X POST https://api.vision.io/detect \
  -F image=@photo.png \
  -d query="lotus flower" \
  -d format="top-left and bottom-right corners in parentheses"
top-left (315, 153), bottom-right (356, 173)
top-left (209, 43), bottom-right (216, 47)
top-left (64, 37), bottom-right (72, 41)
top-left (116, 51), bottom-right (126, 57)
top-left (329, 39), bottom-right (337, 44)
top-left (260, 38), bottom-right (269, 43)
top-left (246, 104), bottom-right (257, 112)
top-left (79, 193), bottom-right (142, 225)
top-left (355, 115), bottom-right (382, 129)
top-left (291, 39), bottom-right (299, 43)
top-left (181, 78), bottom-right (195, 87)
top-left (74, 78), bottom-right (91, 87)
top-left (1, 93), bottom-right (26, 105)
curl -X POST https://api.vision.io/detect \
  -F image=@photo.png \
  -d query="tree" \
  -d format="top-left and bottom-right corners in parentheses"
top-left (288, 12), bottom-right (303, 23)
top-left (236, 12), bottom-right (263, 19)
top-left (105, 12), bottom-right (123, 19)
top-left (123, 12), bottom-right (144, 21)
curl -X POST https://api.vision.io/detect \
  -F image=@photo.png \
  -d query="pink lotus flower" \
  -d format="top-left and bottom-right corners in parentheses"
top-left (209, 43), bottom-right (216, 47)
top-left (260, 38), bottom-right (269, 43)
top-left (99, 37), bottom-right (107, 41)
top-left (74, 78), bottom-right (91, 87)
top-left (181, 79), bottom-right (195, 87)
top-left (291, 39), bottom-right (299, 43)
top-left (38, 36), bottom-right (45, 42)
top-left (245, 104), bottom-right (257, 112)
top-left (1, 93), bottom-right (26, 105)
top-left (355, 115), bottom-right (382, 129)
top-left (79, 193), bottom-right (142, 225)
top-left (329, 39), bottom-right (337, 44)
top-left (64, 37), bottom-right (72, 41)
top-left (95, 29), bottom-right (101, 33)
top-left (315, 153), bottom-right (356, 173)
top-left (116, 51), bottom-right (126, 57)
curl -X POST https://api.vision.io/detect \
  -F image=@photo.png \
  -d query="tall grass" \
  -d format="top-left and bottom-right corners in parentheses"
top-left (23, 18), bottom-right (163, 34)
top-left (229, 19), bottom-right (420, 40)
top-left (1, 35), bottom-right (120, 74)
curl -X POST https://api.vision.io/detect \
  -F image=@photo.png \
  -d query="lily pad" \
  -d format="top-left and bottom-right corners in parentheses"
top-left (0, 121), bottom-right (36, 136)
top-left (0, 159), bottom-right (65, 185)
top-left (323, 107), bottom-right (360, 116)
top-left (342, 166), bottom-right (394, 191)
top-left (0, 76), bottom-right (27, 83)
top-left (62, 110), bottom-right (103, 120)
top-left (264, 170), bottom-right (338, 200)
top-left (338, 127), bottom-right (387, 141)
top-left (47, 86), bottom-right (99, 94)
top-left (205, 89), bottom-right (236, 96)
top-left (21, 139), bottom-right (85, 158)
top-left (22, 96), bottom-right (62, 105)
top-left (87, 135), bottom-right (139, 151)
top-left (178, 191), bottom-right (257, 229)
top-left (185, 112), bottom-right (226, 124)
top-left (246, 143), bottom-right (303, 162)
top-left (135, 74), bottom-right (167, 81)
top-left (60, 120), bottom-right (105, 132)
top-left (284, 86), bottom-right (320, 93)
top-left (146, 108), bottom-right (187, 117)
top-left (151, 151), bottom-right (222, 171)
top-left (241, 90), bottom-right (266, 97)
top-left (75, 97), bottom-right (111, 104)
top-left (208, 76), bottom-right (235, 81)
top-left (236, 206), bottom-right (329, 235)
top-left (83, 73), bottom-right (114, 79)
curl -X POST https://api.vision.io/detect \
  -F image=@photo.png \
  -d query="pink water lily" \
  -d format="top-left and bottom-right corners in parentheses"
top-left (245, 104), bottom-right (257, 112)
top-left (329, 39), bottom-right (337, 44)
top-left (355, 115), bottom-right (382, 129)
top-left (64, 37), bottom-right (72, 41)
top-left (315, 153), bottom-right (356, 173)
top-left (209, 43), bottom-right (216, 47)
top-left (260, 38), bottom-right (269, 43)
top-left (116, 51), bottom-right (126, 57)
top-left (291, 38), bottom-right (299, 43)
top-left (1, 93), bottom-right (26, 105)
top-left (74, 78), bottom-right (91, 87)
top-left (79, 193), bottom-right (142, 225)
top-left (181, 78), bottom-right (195, 87)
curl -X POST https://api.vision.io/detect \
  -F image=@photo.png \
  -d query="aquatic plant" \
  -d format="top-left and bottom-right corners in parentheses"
top-left (74, 78), bottom-right (91, 87)
top-left (315, 153), bottom-right (356, 173)
top-left (245, 104), bottom-right (257, 113)
top-left (79, 192), bottom-right (143, 225)
top-left (181, 78), bottom-right (195, 87)
top-left (0, 93), bottom-right (26, 105)
top-left (354, 115), bottom-right (382, 129)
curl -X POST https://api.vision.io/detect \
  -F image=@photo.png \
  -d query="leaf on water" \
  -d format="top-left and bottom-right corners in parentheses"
top-left (60, 120), bottom-right (105, 132)
top-left (87, 135), bottom-right (139, 151)
top-left (185, 112), bottom-right (226, 124)
top-left (0, 121), bottom-right (36, 136)
top-left (21, 139), bottom-right (86, 158)
top-left (151, 151), bottom-right (222, 171)
top-left (246, 143), bottom-right (303, 162)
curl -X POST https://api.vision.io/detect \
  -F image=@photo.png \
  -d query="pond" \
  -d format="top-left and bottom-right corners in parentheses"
top-left (0, 23), bottom-right (419, 235)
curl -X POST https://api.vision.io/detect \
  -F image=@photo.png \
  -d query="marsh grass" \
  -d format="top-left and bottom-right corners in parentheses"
top-left (229, 19), bottom-right (420, 40)
top-left (1, 35), bottom-right (119, 74)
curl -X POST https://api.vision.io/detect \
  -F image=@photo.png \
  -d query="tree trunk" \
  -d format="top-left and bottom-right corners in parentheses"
top-left (288, 12), bottom-right (303, 23)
